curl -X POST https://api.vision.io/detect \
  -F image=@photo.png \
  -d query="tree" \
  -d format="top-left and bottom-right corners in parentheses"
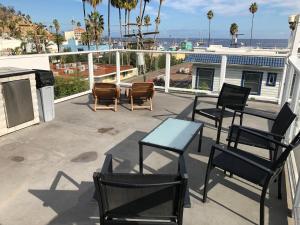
top-left (49, 25), bottom-right (53, 33)
top-left (77, 22), bottom-right (81, 27)
top-left (107, 0), bottom-right (111, 48)
top-left (53, 19), bottom-right (61, 52)
top-left (249, 2), bottom-right (258, 47)
top-left (153, 0), bottom-right (164, 43)
top-left (144, 15), bottom-right (151, 32)
top-left (230, 23), bottom-right (239, 47)
top-left (111, 0), bottom-right (124, 39)
top-left (127, 0), bottom-right (138, 35)
top-left (141, 0), bottom-right (151, 22)
top-left (71, 19), bottom-right (76, 29)
top-left (207, 10), bottom-right (214, 46)
top-left (87, 0), bottom-right (102, 11)
top-left (87, 11), bottom-right (104, 49)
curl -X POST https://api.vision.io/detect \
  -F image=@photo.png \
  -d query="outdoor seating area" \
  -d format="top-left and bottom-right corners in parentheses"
top-left (92, 82), bottom-right (155, 112)
top-left (0, 92), bottom-right (298, 225)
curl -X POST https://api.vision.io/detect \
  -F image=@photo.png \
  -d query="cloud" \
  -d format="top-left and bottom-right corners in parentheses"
top-left (162, 0), bottom-right (300, 15)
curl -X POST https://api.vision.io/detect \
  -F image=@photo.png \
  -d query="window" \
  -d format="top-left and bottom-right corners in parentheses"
top-left (242, 71), bottom-right (263, 95)
top-left (195, 68), bottom-right (214, 91)
top-left (266, 73), bottom-right (277, 86)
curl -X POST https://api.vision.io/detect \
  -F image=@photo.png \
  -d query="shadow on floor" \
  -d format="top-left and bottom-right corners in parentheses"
top-left (28, 98), bottom-right (287, 225)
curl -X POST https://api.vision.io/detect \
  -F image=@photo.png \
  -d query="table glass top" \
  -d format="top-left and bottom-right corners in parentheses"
top-left (141, 118), bottom-right (203, 151)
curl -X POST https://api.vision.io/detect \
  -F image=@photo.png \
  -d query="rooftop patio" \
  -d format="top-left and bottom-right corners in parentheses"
top-left (0, 91), bottom-right (292, 225)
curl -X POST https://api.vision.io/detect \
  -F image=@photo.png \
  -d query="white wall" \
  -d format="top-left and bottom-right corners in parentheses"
top-left (192, 63), bottom-right (283, 98)
top-left (0, 54), bottom-right (50, 70)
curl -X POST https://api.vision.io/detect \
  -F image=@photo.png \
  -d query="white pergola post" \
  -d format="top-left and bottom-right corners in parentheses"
top-left (165, 53), bottom-right (171, 93)
top-left (116, 51), bottom-right (121, 85)
top-left (219, 55), bottom-right (227, 91)
top-left (88, 53), bottom-right (94, 90)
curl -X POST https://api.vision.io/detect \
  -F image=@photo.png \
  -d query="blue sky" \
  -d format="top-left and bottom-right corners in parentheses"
top-left (2, 0), bottom-right (299, 39)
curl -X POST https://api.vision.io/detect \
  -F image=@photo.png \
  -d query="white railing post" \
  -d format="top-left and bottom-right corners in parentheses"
top-left (288, 71), bottom-right (300, 142)
top-left (88, 53), bottom-right (94, 90)
top-left (278, 59), bottom-right (288, 105)
top-left (219, 55), bottom-right (227, 91)
top-left (281, 65), bottom-right (295, 106)
top-left (116, 51), bottom-right (121, 85)
top-left (165, 53), bottom-right (171, 93)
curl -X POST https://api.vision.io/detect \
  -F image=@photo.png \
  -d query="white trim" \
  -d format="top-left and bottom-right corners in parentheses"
top-left (54, 90), bottom-right (91, 104)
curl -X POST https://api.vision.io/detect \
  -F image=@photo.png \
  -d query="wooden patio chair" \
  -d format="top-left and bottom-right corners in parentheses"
top-left (128, 82), bottom-right (155, 111)
top-left (92, 83), bottom-right (120, 112)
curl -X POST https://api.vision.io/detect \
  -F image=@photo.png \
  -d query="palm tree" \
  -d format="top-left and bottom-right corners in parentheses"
top-left (53, 19), bottom-right (61, 52)
top-left (87, 0), bottom-right (102, 11)
top-left (207, 10), bottom-right (214, 46)
top-left (88, 11), bottom-right (104, 49)
top-left (77, 22), bottom-right (81, 27)
top-left (82, 0), bottom-right (90, 49)
top-left (249, 2), bottom-right (258, 47)
top-left (108, 0), bottom-right (111, 48)
top-left (141, 0), bottom-right (151, 22)
top-left (144, 15), bottom-right (151, 32)
top-left (71, 19), bottom-right (76, 29)
top-left (111, 0), bottom-right (124, 39)
top-left (230, 23), bottom-right (239, 47)
top-left (153, 0), bottom-right (164, 42)
top-left (49, 25), bottom-right (53, 33)
top-left (127, 0), bottom-right (138, 35)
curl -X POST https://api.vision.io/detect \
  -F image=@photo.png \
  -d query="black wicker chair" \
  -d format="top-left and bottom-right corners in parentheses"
top-left (203, 127), bottom-right (300, 225)
top-left (227, 102), bottom-right (296, 160)
top-left (93, 154), bottom-right (188, 225)
top-left (192, 83), bottom-right (251, 143)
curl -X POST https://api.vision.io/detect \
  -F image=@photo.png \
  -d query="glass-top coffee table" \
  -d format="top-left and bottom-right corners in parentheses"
top-left (139, 118), bottom-right (204, 207)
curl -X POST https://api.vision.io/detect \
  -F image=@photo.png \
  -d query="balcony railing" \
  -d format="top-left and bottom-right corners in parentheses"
top-left (44, 49), bottom-right (288, 103)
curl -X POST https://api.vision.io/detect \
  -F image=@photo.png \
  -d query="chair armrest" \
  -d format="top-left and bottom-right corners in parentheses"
top-left (212, 144), bottom-right (273, 174)
top-left (236, 127), bottom-right (289, 149)
top-left (178, 155), bottom-right (188, 179)
top-left (101, 154), bottom-right (113, 174)
top-left (235, 108), bottom-right (277, 121)
top-left (238, 126), bottom-right (284, 140)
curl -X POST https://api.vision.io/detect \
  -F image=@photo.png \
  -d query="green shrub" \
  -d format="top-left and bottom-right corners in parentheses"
top-left (54, 76), bottom-right (89, 99)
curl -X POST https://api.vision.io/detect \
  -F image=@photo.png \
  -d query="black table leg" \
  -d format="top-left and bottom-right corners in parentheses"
top-left (139, 143), bottom-right (143, 174)
top-left (198, 125), bottom-right (203, 152)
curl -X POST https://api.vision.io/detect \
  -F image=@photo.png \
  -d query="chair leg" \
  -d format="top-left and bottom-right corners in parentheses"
top-left (231, 111), bottom-right (236, 126)
top-left (94, 97), bottom-right (97, 112)
top-left (240, 113), bottom-right (244, 126)
top-left (192, 96), bottom-right (198, 121)
top-left (215, 120), bottom-right (218, 128)
top-left (114, 99), bottom-right (117, 112)
top-left (203, 163), bottom-right (213, 203)
top-left (278, 171), bottom-right (283, 200)
top-left (260, 181), bottom-right (270, 225)
top-left (131, 96), bottom-right (134, 111)
top-left (149, 98), bottom-right (153, 111)
top-left (216, 119), bottom-right (223, 144)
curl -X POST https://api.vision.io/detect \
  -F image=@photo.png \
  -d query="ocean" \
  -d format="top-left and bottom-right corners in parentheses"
top-left (157, 38), bottom-right (288, 49)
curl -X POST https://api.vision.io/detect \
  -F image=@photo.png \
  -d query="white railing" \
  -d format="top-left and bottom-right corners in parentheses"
top-left (285, 55), bottom-right (300, 225)
top-left (45, 49), bottom-right (288, 103)
top-left (0, 48), bottom-right (289, 103)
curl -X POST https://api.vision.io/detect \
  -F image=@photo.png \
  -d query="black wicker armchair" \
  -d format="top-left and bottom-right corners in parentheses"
top-left (192, 83), bottom-right (251, 143)
top-left (203, 127), bottom-right (300, 225)
top-left (227, 102), bottom-right (296, 160)
top-left (93, 154), bottom-right (188, 225)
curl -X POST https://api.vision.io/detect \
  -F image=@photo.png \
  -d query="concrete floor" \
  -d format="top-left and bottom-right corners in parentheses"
top-left (0, 92), bottom-right (291, 225)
